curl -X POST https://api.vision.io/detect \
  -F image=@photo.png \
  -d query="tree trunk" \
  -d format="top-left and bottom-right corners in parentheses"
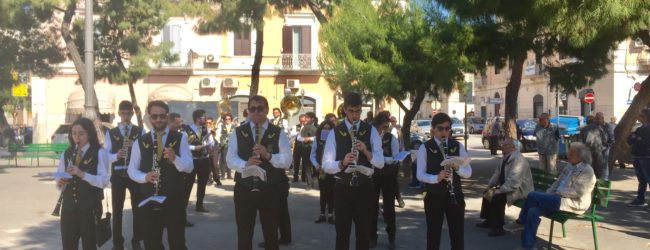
top-left (504, 56), bottom-right (525, 139)
top-left (250, 29), bottom-right (264, 96)
top-left (305, 0), bottom-right (328, 24)
top-left (609, 30), bottom-right (650, 170)
top-left (0, 105), bottom-right (16, 146)
top-left (128, 81), bottom-right (144, 127)
top-left (395, 91), bottom-right (426, 149)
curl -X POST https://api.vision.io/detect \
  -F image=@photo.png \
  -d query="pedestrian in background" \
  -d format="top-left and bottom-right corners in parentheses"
top-left (580, 115), bottom-right (606, 179)
top-left (534, 113), bottom-right (560, 174)
top-left (489, 118), bottom-right (501, 156)
top-left (596, 112), bottom-right (615, 180)
top-left (627, 109), bottom-right (650, 207)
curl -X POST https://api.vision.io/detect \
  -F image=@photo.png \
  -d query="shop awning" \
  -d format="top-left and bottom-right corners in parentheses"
top-left (66, 87), bottom-right (116, 115)
top-left (148, 85), bottom-right (193, 102)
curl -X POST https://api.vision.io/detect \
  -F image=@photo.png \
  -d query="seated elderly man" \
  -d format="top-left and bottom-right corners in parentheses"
top-left (506, 142), bottom-right (597, 250)
top-left (477, 138), bottom-right (533, 237)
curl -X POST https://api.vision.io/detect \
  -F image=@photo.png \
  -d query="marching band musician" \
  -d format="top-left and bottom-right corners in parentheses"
top-left (369, 112), bottom-right (400, 249)
top-left (270, 107), bottom-right (289, 134)
top-left (182, 109), bottom-right (215, 213)
top-left (226, 95), bottom-right (292, 250)
top-left (310, 119), bottom-right (337, 224)
top-left (322, 92), bottom-right (385, 250)
top-left (416, 113), bottom-right (472, 250)
top-left (104, 101), bottom-right (145, 250)
top-left (55, 117), bottom-right (110, 250)
top-left (128, 101), bottom-right (193, 249)
top-left (216, 113), bottom-right (236, 180)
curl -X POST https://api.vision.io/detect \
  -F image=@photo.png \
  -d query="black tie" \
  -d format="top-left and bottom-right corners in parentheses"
top-left (499, 155), bottom-right (510, 185)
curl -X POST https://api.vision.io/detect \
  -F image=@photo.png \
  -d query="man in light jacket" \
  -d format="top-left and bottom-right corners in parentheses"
top-left (506, 142), bottom-right (597, 250)
top-left (477, 138), bottom-right (533, 237)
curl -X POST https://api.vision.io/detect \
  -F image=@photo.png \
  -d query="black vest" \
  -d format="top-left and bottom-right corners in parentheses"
top-left (220, 123), bottom-right (234, 147)
top-left (184, 125), bottom-right (209, 159)
top-left (424, 139), bottom-right (463, 196)
top-left (137, 131), bottom-right (183, 199)
top-left (334, 121), bottom-right (373, 185)
top-left (109, 125), bottom-right (143, 176)
top-left (234, 122), bottom-right (283, 189)
top-left (62, 145), bottom-right (102, 209)
top-left (375, 133), bottom-right (398, 177)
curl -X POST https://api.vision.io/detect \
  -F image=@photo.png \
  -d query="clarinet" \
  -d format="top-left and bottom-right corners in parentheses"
top-left (121, 126), bottom-right (131, 176)
top-left (441, 139), bottom-right (459, 206)
top-left (349, 121), bottom-right (360, 187)
top-left (152, 133), bottom-right (161, 197)
top-left (52, 144), bottom-right (78, 216)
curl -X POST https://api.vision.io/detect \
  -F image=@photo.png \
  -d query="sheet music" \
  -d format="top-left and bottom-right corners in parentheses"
top-left (394, 151), bottom-right (410, 162)
top-left (138, 195), bottom-right (167, 207)
top-left (440, 156), bottom-right (471, 170)
top-left (242, 165), bottom-right (267, 181)
top-left (344, 165), bottom-right (374, 176)
top-left (54, 172), bottom-right (73, 179)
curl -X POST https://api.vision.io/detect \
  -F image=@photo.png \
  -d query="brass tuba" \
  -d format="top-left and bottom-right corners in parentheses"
top-left (280, 95), bottom-right (302, 117)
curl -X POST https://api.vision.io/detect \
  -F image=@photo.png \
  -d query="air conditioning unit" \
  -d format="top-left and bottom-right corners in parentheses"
top-left (222, 78), bottom-right (239, 89)
top-left (287, 79), bottom-right (300, 89)
top-left (205, 54), bottom-right (216, 62)
top-left (634, 37), bottom-right (645, 48)
top-left (200, 77), bottom-right (217, 88)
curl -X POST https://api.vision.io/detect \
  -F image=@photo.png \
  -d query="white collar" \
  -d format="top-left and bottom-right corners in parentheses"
top-left (249, 120), bottom-right (269, 130)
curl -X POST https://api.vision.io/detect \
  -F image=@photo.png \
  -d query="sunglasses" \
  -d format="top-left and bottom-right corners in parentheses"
top-left (435, 126), bottom-right (451, 131)
top-left (150, 113), bottom-right (168, 120)
top-left (248, 106), bottom-right (266, 113)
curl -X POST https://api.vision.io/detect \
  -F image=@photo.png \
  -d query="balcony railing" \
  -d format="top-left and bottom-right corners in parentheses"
top-left (280, 54), bottom-right (315, 70)
top-left (638, 51), bottom-right (650, 66)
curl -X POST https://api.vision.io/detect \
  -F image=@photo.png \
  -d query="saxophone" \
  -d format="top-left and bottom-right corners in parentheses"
top-left (349, 121), bottom-right (360, 187)
top-left (441, 139), bottom-right (458, 206)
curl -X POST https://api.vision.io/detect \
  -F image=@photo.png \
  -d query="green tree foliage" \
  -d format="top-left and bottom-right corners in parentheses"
top-left (319, 0), bottom-right (474, 147)
top-left (0, 0), bottom-right (65, 143)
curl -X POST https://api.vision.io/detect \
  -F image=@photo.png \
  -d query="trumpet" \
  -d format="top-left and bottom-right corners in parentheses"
top-left (441, 138), bottom-right (458, 206)
top-left (52, 144), bottom-right (78, 216)
top-left (349, 121), bottom-right (360, 187)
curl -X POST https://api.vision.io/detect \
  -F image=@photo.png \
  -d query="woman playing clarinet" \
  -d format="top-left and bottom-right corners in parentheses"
top-left (54, 117), bottom-right (110, 250)
top-left (416, 113), bottom-right (472, 250)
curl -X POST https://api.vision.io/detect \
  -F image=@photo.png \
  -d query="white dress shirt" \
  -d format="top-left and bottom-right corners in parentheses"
top-left (226, 120), bottom-right (293, 173)
top-left (55, 143), bottom-right (110, 189)
top-left (310, 139), bottom-right (320, 168)
top-left (188, 123), bottom-right (215, 151)
top-left (416, 137), bottom-right (472, 184)
top-left (215, 123), bottom-right (235, 144)
top-left (322, 119), bottom-right (385, 174)
top-left (104, 123), bottom-right (146, 167)
top-left (127, 128), bottom-right (194, 184)
top-left (383, 133), bottom-right (400, 165)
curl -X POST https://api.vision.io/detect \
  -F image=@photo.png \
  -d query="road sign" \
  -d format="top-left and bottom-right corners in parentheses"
top-left (584, 92), bottom-right (595, 103)
top-left (634, 82), bottom-right (641, 92)
top-left (12, 83), bottom-right (28, 97)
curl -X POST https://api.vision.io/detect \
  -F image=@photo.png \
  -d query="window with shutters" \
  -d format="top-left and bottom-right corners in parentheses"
top-left (162, 23), bottom-right (183, 67)
top-left (234, 29), bottom-right (251, 56)
top-left (281, 26), bottom-right (312, 70)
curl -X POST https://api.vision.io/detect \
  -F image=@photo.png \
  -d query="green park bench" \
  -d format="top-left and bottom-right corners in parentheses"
top-left (513, 168), bottom-right (612, 250)
top-left (6, 143), bottom-right (69, 167)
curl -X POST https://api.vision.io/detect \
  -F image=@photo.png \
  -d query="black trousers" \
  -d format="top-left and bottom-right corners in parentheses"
top-left (278, 180), bottom-right (292, 243)
top-left (301, 144), bottom-right (314, 185)
top-left (61, 201), bottom-right (98, 250)
top-left (479, 192), bottom-right (508, 229)
top-left (489, 136), bottom-right (499, 155)
top-left (318, 174), bottom-right (335, 214)
top-left (110, 174), bottom-right (142, 246)
top-left (219, 145), bottom-right (232, 179)
top-left (187, 158), bottom-right (211, 207)
top-left (334, 181), bottom-right (374, 250)
top-left (370, 173), bottom-right (397, 242)
top-left (141, 197), bottom-right (187, 250)
top-left (234, 184), bottom-right (281, 250)
top-left (424, 192), bottom-right (465, 250)
top-left (292, 142), bottom-right (303, 181)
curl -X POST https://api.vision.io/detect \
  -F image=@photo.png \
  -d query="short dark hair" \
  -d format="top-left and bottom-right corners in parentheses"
top-left (273, 108), bottom-right (282, 114)
top-left (222, 113), bottom-right (233, 120)
top-left (343, 92), bottom-right (362, 107)
top-left (169, 112), bottom-right (181, 120)
top-left (373, 112), bottom-right (390, 127)
top-left (249, 95), bottom-right (269, 109)
top-left (431, 112), bottom-right (452, 127)
top-left (243, 109), bottom-right (248, 117)
top-left (325, 113), bottom-right (337, 121)
top-left (146, 100), bottom-right (169, 114)
top-left (299, 114), bottom-right (306, 119)
top-left (193, 109), bottom-right (206, 122)
top-left (305, 112), bottom-right (318, 124)
top-left (118, 100), bottom-right (133, 111)
top-left (68, 117), bottom-right (100, 148)
top-left (206, 117), bottom-right (214, 122)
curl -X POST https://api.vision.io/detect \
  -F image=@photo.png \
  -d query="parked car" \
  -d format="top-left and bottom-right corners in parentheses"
top-left (516, 119), bottom-right (537, 152)
top-left (549, 115), bottom-right (585, 158)
top-left (51, 124), bottom-right (72, 144)
top-left (482, 117), bottom-right (505, 149)
top-left (450, 117), bottom-right (467, 139)
top-left (466, 117), bottom-right (485, 134)
top-left (411, 119), bottom-right (432, 139)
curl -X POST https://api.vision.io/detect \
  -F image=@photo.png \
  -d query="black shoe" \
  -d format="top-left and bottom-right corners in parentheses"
top-left (315, 214), bottom-right (326, 223)
top-left (369, 238), bottom-right (377, 248)
top-left (216, 180), bottom-right (223, 186)
top-left (185, 221), bottom-right (194, 227)
top-left (476, 220), bottom-right (491, 228)
top-left (196, 206), bottom-right (210, 213)
top-left (207, 179), bottom-right (214, 185)
top-left (388, 241), bottom-right (397, 250)
top-left (131, 240), bottom-right (143, 250)
top-left (279, 240), bottom-right (291, 246)
top-left (628, 199), bottom-right (646, 207)
top-left (327, 215), bottom-right (335, 224)
top-left (488, 228), bottom-right (506, 237)
top-left (258, 242), bottom-right (266, 248)
top-left (227, 175), bottom-right (232, 179)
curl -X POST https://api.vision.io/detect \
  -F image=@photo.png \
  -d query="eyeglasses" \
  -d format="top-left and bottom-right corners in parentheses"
top-left (150, 113), bottom-right (168, 120)
top-left (248, 106), bottom-right (266, 113)
top-left (436, 126), bottom-right (451, 131)
top-left (71, 131), bottom-right (87, 137)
